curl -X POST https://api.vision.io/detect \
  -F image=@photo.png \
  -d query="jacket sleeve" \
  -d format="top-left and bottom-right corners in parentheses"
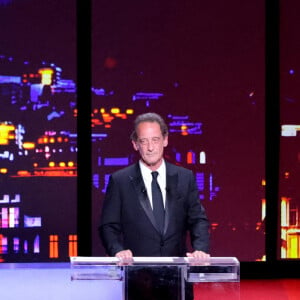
top-left (186, 170), bottom-right (210, 253)
top-left (98, 175), bottom-right (124, 256)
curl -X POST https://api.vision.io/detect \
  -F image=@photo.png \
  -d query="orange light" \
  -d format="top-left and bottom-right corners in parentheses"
top-left (0, 234), bottom-right (5, 255)
top-left (126, 109), bottom-right (134, 114)
top-left (92, 118), bottom-right (103, 126)
top-left (261, 198), bottom-right (266, 220)
top-left (0, 123), bottom-right (15, 145)
top-left (49, 162), bottom-right (55, 167)
top-left (211, 223), bottom-right (219, 230)
top-left (68, 161), bottom-right (74, 167)
top-left (111, 108), bottom-right (120, 114)
top-left (0, 139), bottom-right (8, 145)
top-left (0, 168), bottom-right (8, 174)
top-left (181, 125), bottom-right (188, 136)
top-left (49, 235), bottom-right (59, 258)
top-left (116, 113), bottom-right (127, 119)
top-left (38, 68), bottom-right (54, 85)
top-left (102, 113), bottom-right (114, 123)
top-left (68, 234), bottom-right (78, 257)
top-left (281, 197), bottom-right (290, 227)
top-left (187, 151), bottom-right (194, 164)
top-left (23, 142), bottom-right (35, 150)
top-left (256, 222), bottom-right (262, 231)
top-left (17, 170), bottom-right (31, 176)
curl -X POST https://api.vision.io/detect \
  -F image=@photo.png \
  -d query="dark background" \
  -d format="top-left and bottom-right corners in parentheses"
top-left (1, 0), bottom-right (299, 270)
top-left (91, 0), bottom-right (265, 261)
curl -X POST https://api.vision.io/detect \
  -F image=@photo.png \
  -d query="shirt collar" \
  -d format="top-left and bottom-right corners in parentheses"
top-left (139, 159), bottom-right (166, 177)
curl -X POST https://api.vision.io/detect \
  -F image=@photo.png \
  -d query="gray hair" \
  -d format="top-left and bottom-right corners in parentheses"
top-left (130, 112), bottom-right (169, 141)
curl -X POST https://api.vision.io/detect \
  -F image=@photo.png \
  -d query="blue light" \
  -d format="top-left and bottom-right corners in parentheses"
top-left (104, 157), bottom-right (129, 166)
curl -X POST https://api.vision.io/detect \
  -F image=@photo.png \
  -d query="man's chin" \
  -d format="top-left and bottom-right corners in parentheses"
top-left (144, 161), bottom-right (156, 166)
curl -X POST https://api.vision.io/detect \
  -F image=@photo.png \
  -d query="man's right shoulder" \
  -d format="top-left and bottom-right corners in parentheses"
top-left (111, 163), bottom-right (137, 178)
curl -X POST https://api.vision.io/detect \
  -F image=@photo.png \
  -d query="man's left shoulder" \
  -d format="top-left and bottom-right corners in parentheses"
top-left (166, 161), bottom-right (193, 175)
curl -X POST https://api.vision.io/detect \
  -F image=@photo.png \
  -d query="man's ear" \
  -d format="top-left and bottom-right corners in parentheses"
top-left (163, 135), bottom-right (168, 148)
top-left (132, 140), bottom-right (138, 151)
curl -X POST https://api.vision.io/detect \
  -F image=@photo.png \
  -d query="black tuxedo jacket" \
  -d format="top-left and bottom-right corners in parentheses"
top-left (99, 161), bottom-right (210, 257)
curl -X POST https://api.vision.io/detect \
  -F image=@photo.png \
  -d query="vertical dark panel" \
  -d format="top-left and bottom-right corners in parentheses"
top-left (77, 0), bottom-right (92, 256)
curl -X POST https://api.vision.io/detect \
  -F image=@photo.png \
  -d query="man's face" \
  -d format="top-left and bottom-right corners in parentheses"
top-left (132, 121), bottom-right (168, 170)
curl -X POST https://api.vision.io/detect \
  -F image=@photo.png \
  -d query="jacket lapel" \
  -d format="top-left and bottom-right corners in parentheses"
top-left (164, 163), bottom-right (178, 235)
top-left (130, 164), bottom-right (158, 232)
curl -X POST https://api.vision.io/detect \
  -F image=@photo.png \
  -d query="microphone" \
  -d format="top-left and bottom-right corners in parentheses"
top-left (141, 186), bottom-right (147, 193)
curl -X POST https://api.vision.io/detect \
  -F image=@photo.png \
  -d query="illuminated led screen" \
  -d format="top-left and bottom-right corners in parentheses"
top-left (0, 0), bottom-right (77, 262)
top-left (279, 0), bottom-right (300, 259)
top-left (92, 0), bottom-right (266, 261)
top-left (0, 0), bottom-right (267, 263)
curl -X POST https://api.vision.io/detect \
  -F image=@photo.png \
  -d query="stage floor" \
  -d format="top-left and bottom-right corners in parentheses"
top-left (0, 263), bottom-right (299, 300)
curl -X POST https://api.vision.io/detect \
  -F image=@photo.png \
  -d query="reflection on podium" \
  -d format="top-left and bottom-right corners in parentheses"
top-left (71, 256), bottom-right (240, 300)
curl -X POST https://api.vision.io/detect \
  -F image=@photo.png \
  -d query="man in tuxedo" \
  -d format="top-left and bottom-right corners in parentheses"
top-left (99, 112), bottom-right (210, 299)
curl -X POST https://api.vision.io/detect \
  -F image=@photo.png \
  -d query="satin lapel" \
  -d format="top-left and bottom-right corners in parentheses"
top-left (129, 168), bottom-right (158, 232)
top-left (164, 166), bottom-right (178, 235)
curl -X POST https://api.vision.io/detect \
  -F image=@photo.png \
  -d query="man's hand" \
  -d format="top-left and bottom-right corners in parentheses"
top-left (116, 249), bottom-right (133, 259)
top-left (186, 250), bottom-right (210, 260)
top-left (115, 250), bottom-right (133, 265)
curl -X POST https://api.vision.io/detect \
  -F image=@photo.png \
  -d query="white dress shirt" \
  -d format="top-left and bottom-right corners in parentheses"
top-left (139, 160), bottom-right (166, 209)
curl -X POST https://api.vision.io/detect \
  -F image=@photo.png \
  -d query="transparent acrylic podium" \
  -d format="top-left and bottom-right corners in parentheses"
top-left (70, 256), bottom-right (240, 300)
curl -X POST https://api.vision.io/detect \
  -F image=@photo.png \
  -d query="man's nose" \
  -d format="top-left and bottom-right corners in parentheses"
top-left (147, 142), bottom-right (155, 150)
